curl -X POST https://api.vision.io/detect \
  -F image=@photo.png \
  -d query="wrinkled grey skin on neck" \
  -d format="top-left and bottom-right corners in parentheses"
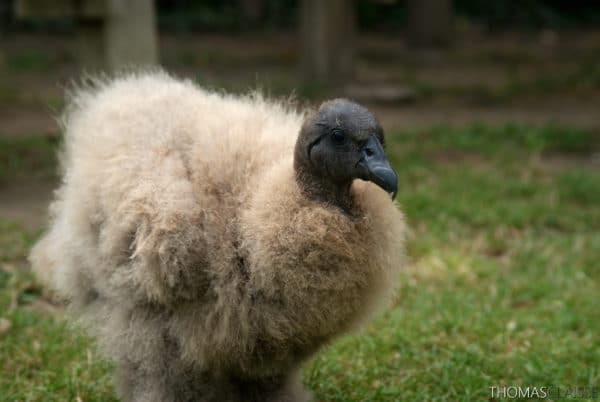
top-left (294, 99), bottom-right (397, 211)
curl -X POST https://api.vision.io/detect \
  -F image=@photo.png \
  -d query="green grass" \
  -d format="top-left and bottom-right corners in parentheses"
top-left (0, 136), bottom-right (59, 183)
top-left (1, 124), bottom-right (599, 401)
top-left (3, 49), bottom-right (75, 73)
top-left (0, 220), bottom-right (116, 401)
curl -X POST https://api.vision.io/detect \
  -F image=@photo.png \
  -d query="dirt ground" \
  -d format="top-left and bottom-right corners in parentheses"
top-left (0, 178), bottom-right (55, 231)
top-left (1, 30), bottom-right (600, 230)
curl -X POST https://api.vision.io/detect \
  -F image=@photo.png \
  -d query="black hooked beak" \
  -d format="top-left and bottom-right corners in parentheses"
top-left (358, 136), bottom-right (398, 200)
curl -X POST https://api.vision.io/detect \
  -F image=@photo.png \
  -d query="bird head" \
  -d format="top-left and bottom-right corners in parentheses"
top-left (294, 99), bottom-right (398, 201)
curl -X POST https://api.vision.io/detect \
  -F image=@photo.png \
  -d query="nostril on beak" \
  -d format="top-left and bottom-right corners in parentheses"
top-left (359, 136), bottom-right (397, 200)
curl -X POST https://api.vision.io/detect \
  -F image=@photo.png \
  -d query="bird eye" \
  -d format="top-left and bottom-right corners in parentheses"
top-left (331, 129), bottom-right (346, 145)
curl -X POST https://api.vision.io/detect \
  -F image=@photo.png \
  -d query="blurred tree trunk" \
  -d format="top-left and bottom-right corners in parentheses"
top-left (407, 0), bottom-right (453, 47)
top-left (105, 0), bottom-right (158, 69)
top-left (300, 0), bottom-right (355, 87)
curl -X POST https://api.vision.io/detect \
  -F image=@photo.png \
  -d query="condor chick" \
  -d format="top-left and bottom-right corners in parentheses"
top-left (30, 72), bottom-right (406, 402)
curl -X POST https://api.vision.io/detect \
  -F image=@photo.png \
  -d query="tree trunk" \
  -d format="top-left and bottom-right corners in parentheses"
top-left (300, 0), bottom-right (355, 87)
top-left (105, 0), bottom-right (158, 69)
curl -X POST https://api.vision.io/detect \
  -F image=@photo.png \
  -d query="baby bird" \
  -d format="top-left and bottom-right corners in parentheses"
top-left (30, 71), bottom-right (406, 402)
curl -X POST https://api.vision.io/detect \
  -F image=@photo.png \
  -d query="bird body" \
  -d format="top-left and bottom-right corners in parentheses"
top-left (31, 71), bottom-right (405, 402)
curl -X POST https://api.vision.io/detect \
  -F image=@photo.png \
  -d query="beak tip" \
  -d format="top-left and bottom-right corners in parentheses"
top-left (369, 166), bottom-right (398, 201)
top-left (358, 136), bottom-right (398, 201)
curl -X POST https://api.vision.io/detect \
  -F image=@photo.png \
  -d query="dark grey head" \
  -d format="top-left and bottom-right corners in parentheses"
top-left (294, 99), bottom-right (398, 206)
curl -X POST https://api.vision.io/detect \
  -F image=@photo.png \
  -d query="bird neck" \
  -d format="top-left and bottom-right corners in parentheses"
top-left (293, 161), bottom-right (354, 213)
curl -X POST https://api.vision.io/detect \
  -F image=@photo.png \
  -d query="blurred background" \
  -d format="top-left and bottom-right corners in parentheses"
top-left (1, 0), bottom-right (600, 227)
top-left (1, 1), bottom-right (600, 401)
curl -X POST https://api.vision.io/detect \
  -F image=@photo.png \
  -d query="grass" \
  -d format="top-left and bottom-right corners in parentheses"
top-left (0, 136), bottom-right (59, 184)
top-left (1, 124), bottom-right (599, 401)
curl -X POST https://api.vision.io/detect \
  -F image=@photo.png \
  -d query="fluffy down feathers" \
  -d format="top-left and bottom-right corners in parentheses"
top-left (30, 71), bottom-right (406, 402)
